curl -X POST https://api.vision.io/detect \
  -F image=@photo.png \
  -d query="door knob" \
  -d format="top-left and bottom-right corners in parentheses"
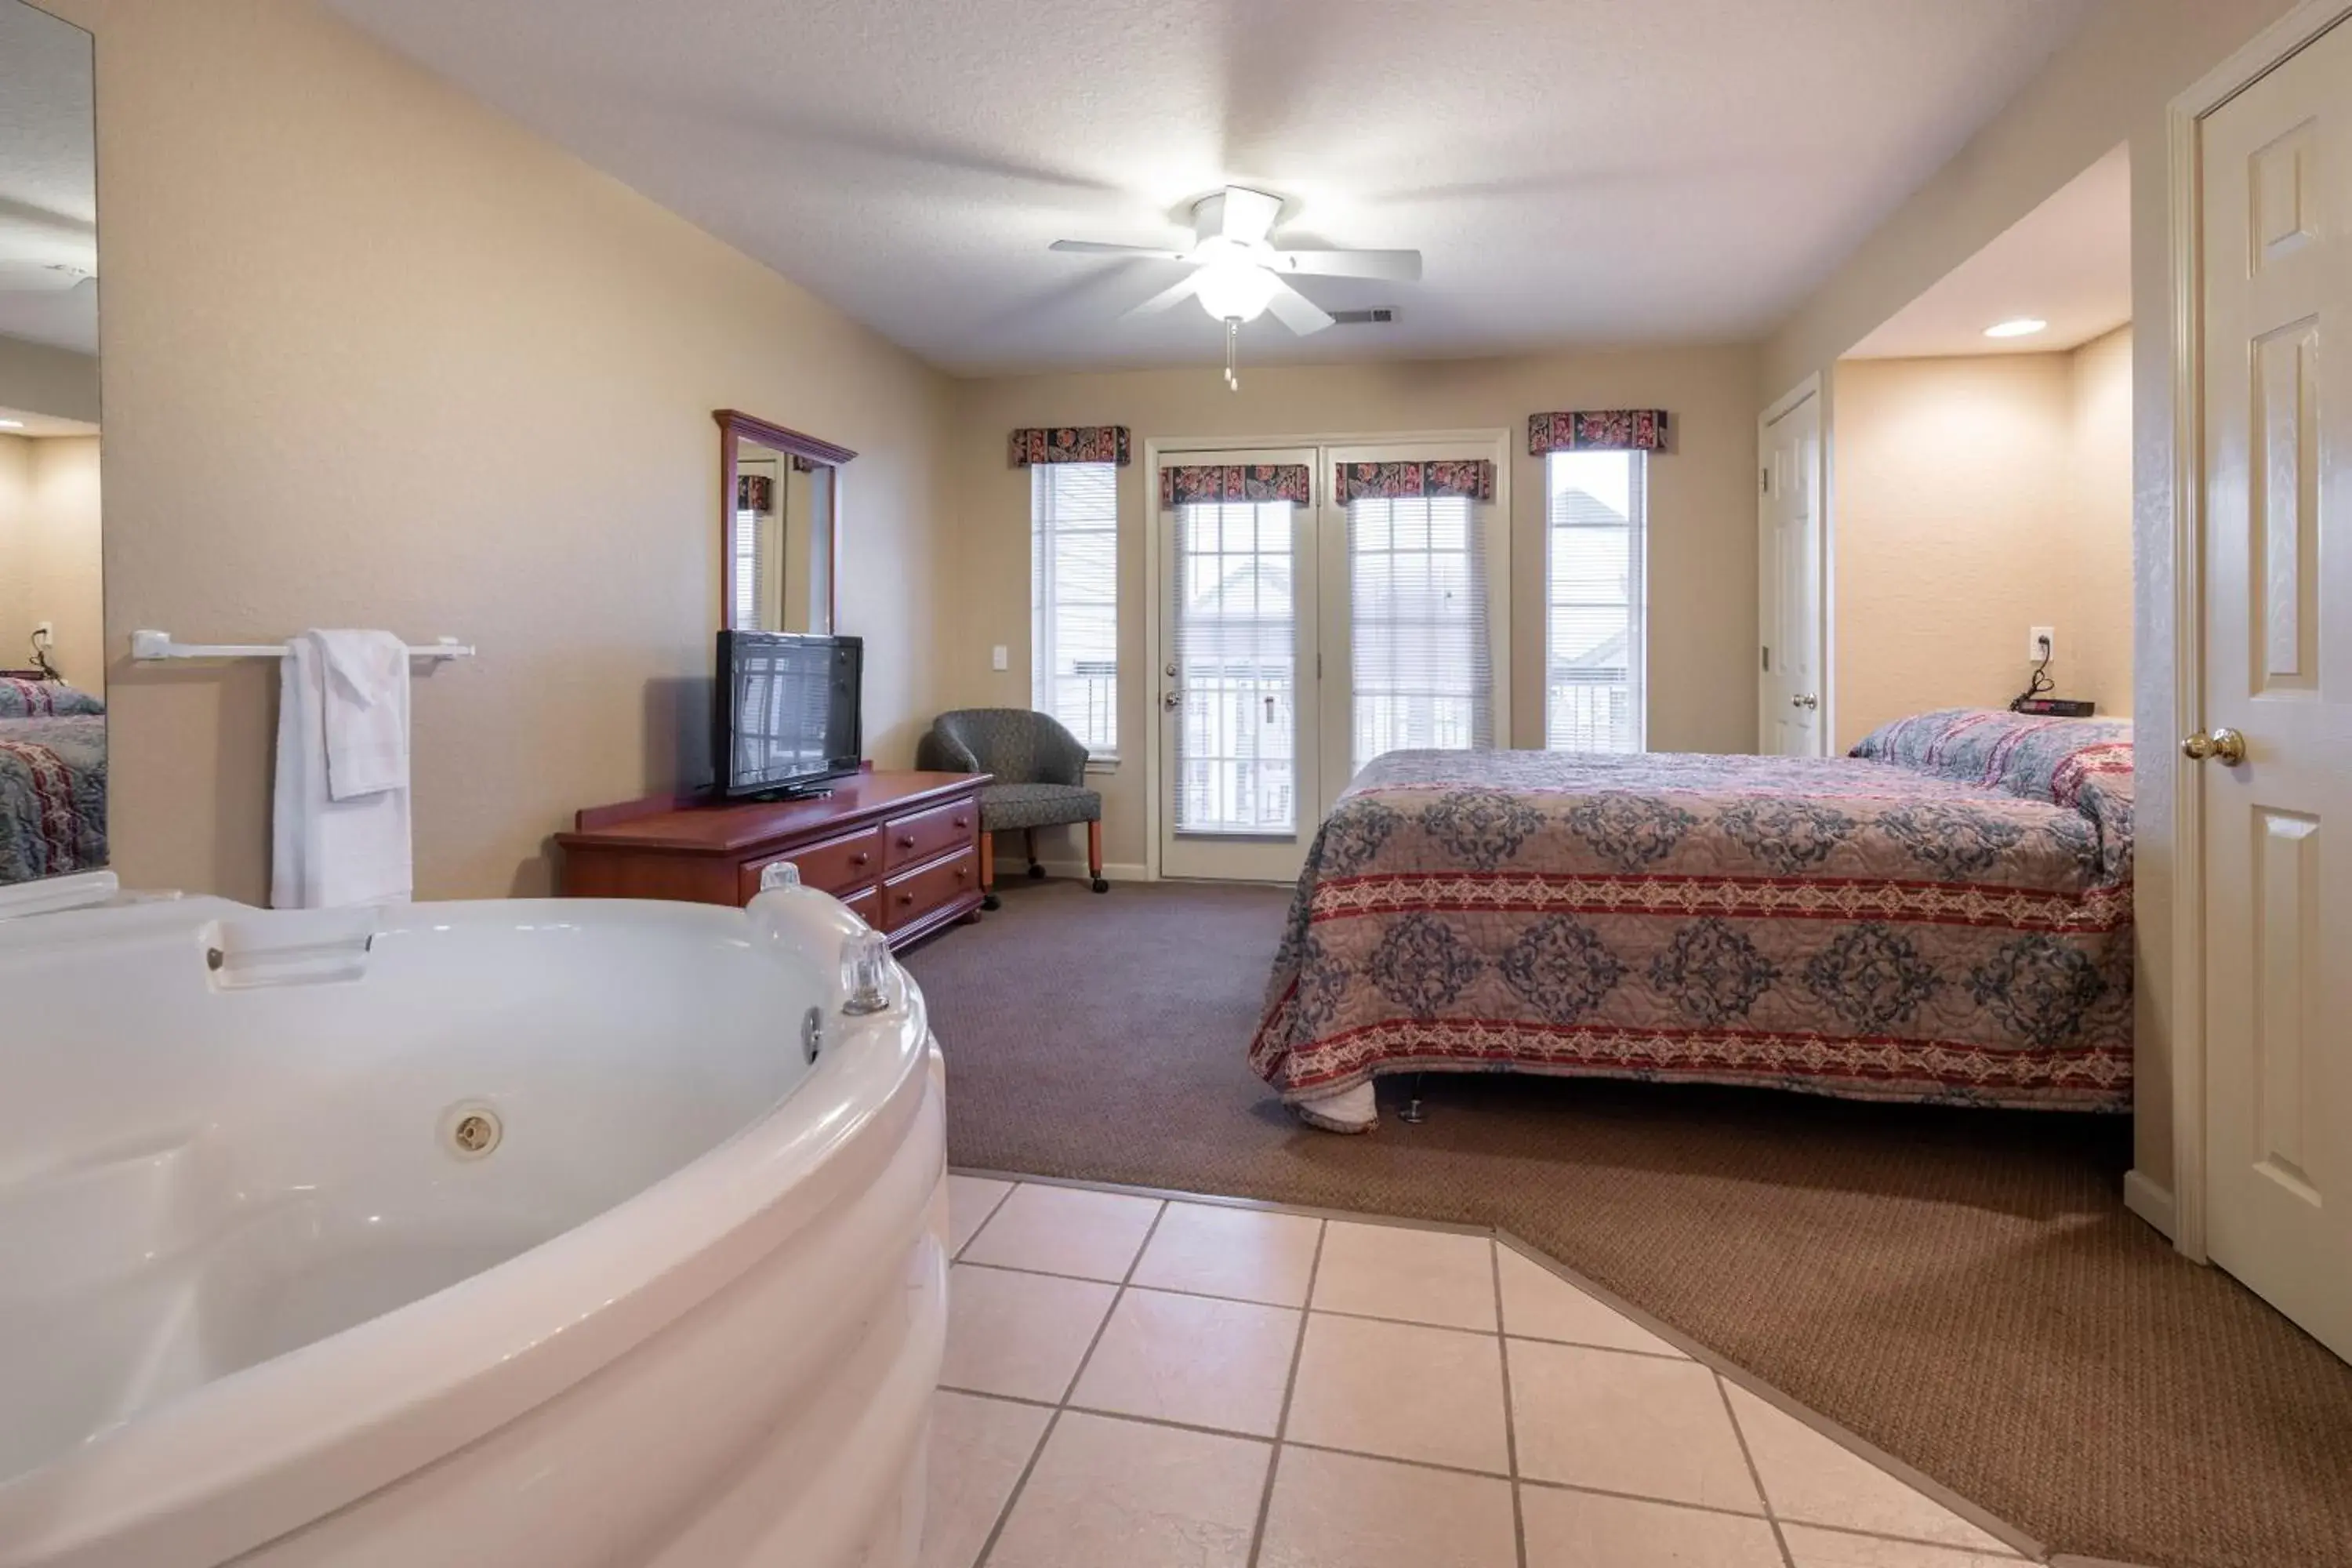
top-left (1791, 694), bottom-right (1819, 710)
top-left (1162, 691), bottom-right (1181, 712)
top-left (2181, 728), bottom-right (2247, 765)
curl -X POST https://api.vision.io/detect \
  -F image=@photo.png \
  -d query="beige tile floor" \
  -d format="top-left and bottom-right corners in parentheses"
top-left (924, 1173), bottom-right (2132, 1568)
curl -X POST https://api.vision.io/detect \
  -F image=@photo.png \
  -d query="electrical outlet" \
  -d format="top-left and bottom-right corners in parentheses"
top-left (990, 644), bottom-right (1008, 672)
top-left (2028, 626), bottom-right (2056, 662)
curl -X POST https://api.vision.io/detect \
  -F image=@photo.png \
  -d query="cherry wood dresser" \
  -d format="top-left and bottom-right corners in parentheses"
top-left (556, 768), bottom-right (989, 949)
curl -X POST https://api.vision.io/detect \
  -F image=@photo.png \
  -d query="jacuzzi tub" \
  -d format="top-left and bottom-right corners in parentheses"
top-left (0, 883), bottom-right (947, 1567)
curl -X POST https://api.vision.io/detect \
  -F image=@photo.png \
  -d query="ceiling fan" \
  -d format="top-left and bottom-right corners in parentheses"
top-left (1050, 186), bottom-right (1421, 386)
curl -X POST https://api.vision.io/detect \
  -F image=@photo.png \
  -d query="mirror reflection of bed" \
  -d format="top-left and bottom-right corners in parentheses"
top-left (0, 0), bottom-right (104, 890)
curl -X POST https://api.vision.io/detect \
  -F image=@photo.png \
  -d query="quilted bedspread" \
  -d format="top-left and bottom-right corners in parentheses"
top-left (0, 716), bottom-right (107, 884)
top-left (1250, 710), bottom-right (2135, 1112)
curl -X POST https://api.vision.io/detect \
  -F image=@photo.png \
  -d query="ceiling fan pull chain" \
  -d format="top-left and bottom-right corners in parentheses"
top-left (1225, 316), bottom-right (1240, 391)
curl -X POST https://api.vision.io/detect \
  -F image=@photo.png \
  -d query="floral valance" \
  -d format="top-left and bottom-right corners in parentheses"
top-left (1160, 463), bottom-right (1312, 508)
top-left (1527, 409), bottom-right (1671, 454)
top-left (1010, 426), bottom-right (1132, 467)
top-left (1334, 459), bottom-right (1496, 505)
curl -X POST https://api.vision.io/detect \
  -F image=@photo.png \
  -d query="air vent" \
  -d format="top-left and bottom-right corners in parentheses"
top-left (1329, 307), bottom-right (1399, 326)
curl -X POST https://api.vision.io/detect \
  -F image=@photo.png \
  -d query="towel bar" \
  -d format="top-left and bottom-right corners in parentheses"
top-left (130, 630), bottom-right (476, 662)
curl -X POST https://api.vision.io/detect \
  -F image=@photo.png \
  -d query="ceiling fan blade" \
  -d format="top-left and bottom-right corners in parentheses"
top-left (1050, 239), bottom-right (1193, 262)
top-left (1264, 278), bottom-right (1334, 336)
top-left (1219, 187), bottom-right (1283, 245)
top-left (1124, 271), bottom-right (1204, 316)
top-left (1271, 249), bottom-right (1423, 282)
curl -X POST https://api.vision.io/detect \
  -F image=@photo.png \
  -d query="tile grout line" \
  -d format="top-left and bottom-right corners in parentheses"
top-left (1716, 1370), bottom-right (1798, 1568)
top-left (968, 1190), bottom-right (1167, 1568)
top-left (953, 1256), bottom-right (1688, 1360)
top-left (1244, 1215), bottom-right (1327, 1568)
top-left (1492, 1240), bottom-right (1530, 1568)
top-left (948, 1176), bottom-right (1017, 1264)
top-left (949, 1164), bottom-right (1492, 1236)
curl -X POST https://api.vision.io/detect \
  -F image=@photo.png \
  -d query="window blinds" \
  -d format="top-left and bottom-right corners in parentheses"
top-left (1348, 495), bottom-right (1492, 775)
top-left (1030, 463), bottom-right (1120, 756)
top-left (1544, 450), bottom-right (1646, 752)
top-left (732, 506), bottom-right (764, 630)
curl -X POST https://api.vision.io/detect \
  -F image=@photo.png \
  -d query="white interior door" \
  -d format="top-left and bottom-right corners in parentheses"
top-left (1759, 389), bottom-right (1825, 754)
top-left (2197, 13), bottom-right (2352, 1361)
top-left (1319, 440), bottom-right (1512, 812)
top-left (1158, 448), bottom-right (1320, 881)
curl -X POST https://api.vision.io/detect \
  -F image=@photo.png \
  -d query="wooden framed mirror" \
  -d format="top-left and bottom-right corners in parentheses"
top-left (716, 409), bottom-right (854, 634)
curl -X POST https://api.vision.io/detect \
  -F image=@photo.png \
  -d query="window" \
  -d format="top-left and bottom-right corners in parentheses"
top-left (731, 503), bottom-right (763, 629)
top-left (1031, 463), bottom-right (1119, 757)
top-left (1545, 451), bottom-right (1646, 751)
top-left (1348, 494), bottom-right (1491, 774)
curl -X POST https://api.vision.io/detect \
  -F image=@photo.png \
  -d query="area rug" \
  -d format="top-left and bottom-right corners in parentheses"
top-left (903, 878), bottom-right (2352, 1568)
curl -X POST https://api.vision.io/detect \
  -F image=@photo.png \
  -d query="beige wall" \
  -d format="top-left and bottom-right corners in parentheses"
top-left (947, 345), bottom-right (1761, 868)
top-left (0, 433), bottom-right (104, 691)
top-left (1764, 0), bottom-right (2300, 1205)
top-left (45, 0), bottom-right (955, 902)
top-left (1832, 327), bottom-right (2132, 749)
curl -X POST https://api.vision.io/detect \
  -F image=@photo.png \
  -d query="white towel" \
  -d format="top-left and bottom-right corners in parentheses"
top-left (312, 629), bottom-right (411, 800)
top-left (271, 633), bottom-right (412, 909)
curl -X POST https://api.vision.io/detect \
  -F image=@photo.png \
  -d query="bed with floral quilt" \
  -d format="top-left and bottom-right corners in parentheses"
top-left (0, 678), bottom-right (107, 885)
top-left (1250, 709), bottom-right (2134, 1131)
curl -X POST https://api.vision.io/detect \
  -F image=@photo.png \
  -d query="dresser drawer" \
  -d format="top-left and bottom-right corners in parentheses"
top-left (881, 797), bottom-right (978, 871)
top-left (839, 886), bottom-right (880, 926)
top-left (881, 846), bottom-right (978, 931)
top-left (739, 826), bottom-right (884, 902)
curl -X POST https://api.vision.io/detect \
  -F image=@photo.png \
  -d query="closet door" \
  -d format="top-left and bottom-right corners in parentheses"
top-left (1759, 387), bottom-right (1824, 754)
top-left (2196, 13), bottom-right (2352, 1360)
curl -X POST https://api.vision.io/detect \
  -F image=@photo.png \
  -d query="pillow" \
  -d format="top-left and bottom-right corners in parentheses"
top-left (0, 677), bottom-right (105, 718)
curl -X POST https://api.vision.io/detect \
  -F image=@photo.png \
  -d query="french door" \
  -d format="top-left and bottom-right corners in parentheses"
top-left (1156, 437), bottom-right (1511, 882)
top-left (1157, 448), bottom-right (1322, 881)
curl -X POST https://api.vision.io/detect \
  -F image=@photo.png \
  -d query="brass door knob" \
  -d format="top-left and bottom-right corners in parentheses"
top-left (2181, 728), bottom-right (2248, 765)
top-left (1790, 694), bottom-right (1819, 710)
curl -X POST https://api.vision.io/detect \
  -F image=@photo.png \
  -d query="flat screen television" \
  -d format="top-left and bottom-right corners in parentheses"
top-left (714, 630), bottom-right (863, 799)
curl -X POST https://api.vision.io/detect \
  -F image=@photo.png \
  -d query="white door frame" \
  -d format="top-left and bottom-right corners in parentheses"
top-left (1140, 427), bottom-right (1515, 881)
top-left (2163, 0), bottom-right (2352, 1263)
top-left (1758, 374), bottom-right (1830, 754)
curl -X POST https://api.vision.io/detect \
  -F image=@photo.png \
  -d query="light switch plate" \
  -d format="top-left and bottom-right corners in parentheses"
top-left (990, 644), bottom-right (1008, 671)
top-left (2028, 626), bottom-right (2056, 661)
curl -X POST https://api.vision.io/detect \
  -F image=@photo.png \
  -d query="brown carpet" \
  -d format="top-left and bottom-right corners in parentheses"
top-left (905, 878), bottom-right (2352, 1568)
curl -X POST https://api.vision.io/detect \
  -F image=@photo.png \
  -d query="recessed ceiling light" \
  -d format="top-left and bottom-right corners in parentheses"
top-left (0, 419), bottom-right (24, 430)
top-left (1984, 318), bottom-right (2049, 339)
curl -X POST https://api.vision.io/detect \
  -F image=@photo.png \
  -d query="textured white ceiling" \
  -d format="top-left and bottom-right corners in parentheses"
top-left (327, 0), bottom-right (2096, 374)
top-left (0, 0), bottom-right (96, 356)
top-left (1848, 143), bottom-right (2130, 361)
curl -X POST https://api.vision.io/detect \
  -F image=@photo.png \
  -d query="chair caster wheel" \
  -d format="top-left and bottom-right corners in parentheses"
top-left (1027, 864), bottom-right (1046, 880)
top-left (1091, 877), bottom-right (1109, 894)
top-left (982, 894), bottom-right (1001, 911)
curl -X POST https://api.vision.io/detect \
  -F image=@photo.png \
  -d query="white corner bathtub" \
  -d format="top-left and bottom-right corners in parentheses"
top-left (0, 884), bottom-right (947, 1567)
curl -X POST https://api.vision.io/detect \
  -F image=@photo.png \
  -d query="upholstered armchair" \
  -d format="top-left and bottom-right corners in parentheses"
top-left (916, 709), bottom-right (1106, 906)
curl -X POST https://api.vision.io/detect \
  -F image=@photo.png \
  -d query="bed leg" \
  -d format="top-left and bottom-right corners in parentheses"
top-left (1398, 1073), bottom-right (1427, 1125)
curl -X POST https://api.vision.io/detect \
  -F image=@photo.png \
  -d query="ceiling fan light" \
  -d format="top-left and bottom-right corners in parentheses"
top-left (1195, 259), bottom-right (1277, 323)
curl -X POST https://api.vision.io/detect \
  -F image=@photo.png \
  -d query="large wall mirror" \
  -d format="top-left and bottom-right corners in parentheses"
top-left (0, 0), bottom-right (103, 890)
top-left (717, 410), bottom-right (852, 636)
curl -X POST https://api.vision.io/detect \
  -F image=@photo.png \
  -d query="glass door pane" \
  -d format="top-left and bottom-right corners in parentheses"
top-left (1173, 499), bottom-right (1298, 836)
